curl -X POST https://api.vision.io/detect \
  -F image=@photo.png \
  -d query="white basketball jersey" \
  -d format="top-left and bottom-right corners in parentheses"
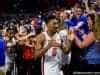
top-left (41, 32), bottom-right (63, 75)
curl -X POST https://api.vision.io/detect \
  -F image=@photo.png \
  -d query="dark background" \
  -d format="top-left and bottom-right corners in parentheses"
top-left (0, 0), bottom-right (77, 14)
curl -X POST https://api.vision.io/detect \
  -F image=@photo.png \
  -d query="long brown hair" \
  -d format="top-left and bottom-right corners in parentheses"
top-left (88, 13), bottom-right (96, 32)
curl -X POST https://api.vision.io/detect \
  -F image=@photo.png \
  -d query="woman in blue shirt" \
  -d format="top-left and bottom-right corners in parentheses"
top-left (74, 14), bottom-right (100, 72)
top-left (75, 14), bottom-right (100, 64)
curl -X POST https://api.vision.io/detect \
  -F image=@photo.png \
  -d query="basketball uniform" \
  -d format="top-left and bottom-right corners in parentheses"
top-left (41, 32), bottom-right (63, 75)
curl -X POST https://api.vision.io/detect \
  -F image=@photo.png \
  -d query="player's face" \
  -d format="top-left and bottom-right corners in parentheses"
top-left (47, 19), bottom-right (59, 33)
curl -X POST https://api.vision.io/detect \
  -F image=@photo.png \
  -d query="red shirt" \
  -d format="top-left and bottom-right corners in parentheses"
top-left (22, 46), bottom-right (35, 61)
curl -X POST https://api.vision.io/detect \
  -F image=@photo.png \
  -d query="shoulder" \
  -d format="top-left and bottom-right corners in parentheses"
top-left (36, 32), bottom-right (45, 42)
top-left (58, 29), bottom-right (68, 41)
top-left (59, 29), bottom-right (68, 36)
top-left (80, 15), bottom-right (87, 21)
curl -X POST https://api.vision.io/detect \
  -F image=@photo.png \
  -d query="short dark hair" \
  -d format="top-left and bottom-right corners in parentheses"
top-left (45, 15), bottom-right (59, 24)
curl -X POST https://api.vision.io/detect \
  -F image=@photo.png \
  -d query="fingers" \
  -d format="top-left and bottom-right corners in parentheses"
top-left (48, 40), bottom-right (60, 48)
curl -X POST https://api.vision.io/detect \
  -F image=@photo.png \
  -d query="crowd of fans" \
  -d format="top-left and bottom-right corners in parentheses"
top-left (0, 0), bottom-right (100, 75)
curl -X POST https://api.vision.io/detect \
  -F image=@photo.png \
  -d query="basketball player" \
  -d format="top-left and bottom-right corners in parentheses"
top-left (34, 15), bottom-right (73, 75)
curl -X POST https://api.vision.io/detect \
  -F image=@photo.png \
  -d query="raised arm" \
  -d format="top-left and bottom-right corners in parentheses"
top-left (75, 32), bottom-right (95, 49)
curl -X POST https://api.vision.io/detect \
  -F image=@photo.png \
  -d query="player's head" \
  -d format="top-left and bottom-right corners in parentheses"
top-left (45, 15), bottom-right (60, 33)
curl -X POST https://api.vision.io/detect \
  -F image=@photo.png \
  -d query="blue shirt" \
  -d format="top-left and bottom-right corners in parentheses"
top-left (71, 15), bottom-right (100, 64)
top-left (0, 36), bottom-right (6, 66)
top-left (84, 42), bottom-right (100, 64)
top-left (70, 15), bottom-right (89, 41)
top-left (64, 19), bottom-right (74, 28)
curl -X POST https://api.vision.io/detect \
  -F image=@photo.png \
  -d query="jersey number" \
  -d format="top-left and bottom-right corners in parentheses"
top-left (52, 47), bottom-right (57, 56)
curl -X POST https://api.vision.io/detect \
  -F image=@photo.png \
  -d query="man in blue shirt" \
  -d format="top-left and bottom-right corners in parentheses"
top-left (70, 5), bottom-right (89, 40)
top-left (0, 31), bottom-right (6, 75)
top-left (68, 6), bottom-right (90, 72)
